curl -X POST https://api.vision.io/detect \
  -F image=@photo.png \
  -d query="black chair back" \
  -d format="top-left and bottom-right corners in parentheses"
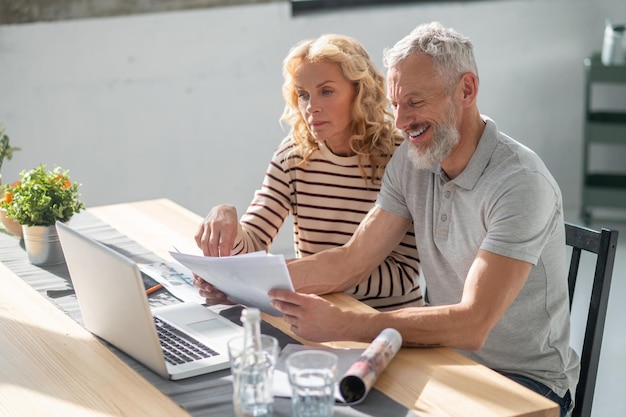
top-left (565, 222), bottom-right (619, 417)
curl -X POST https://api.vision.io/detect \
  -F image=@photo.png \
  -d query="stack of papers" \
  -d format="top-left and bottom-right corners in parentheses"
top-left (169, 251), bottom-right (294, 316)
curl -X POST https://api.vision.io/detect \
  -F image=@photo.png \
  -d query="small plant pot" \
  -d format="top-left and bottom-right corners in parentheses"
top-left (22, 224), bottom-right (66, 266)
top-left (0, 208), bottom-right (23, 237)
top-left (0, 176), bottom-right (23, 237)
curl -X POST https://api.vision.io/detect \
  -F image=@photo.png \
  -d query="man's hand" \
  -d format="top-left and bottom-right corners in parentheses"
top-left (268, 289), bottom-right (352, 342)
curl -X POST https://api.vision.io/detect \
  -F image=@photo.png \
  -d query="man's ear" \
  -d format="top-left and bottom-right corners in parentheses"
top-left (458, 72), bottom-right (478, 107)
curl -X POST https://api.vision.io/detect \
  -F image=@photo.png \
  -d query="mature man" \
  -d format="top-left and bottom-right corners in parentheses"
top-left (267, 22), bottom-right (579, 416)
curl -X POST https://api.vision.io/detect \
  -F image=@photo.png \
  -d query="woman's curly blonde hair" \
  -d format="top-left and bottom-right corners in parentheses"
top-left (280, 34), bottom-right (402, 185)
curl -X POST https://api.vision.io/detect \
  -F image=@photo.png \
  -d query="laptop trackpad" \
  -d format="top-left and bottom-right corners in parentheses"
top-left (187, 318), bottom-right (239, 337)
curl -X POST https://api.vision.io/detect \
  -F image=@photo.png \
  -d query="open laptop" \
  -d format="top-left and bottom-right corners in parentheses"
top-left (56, 221), bottom-right (243, 380)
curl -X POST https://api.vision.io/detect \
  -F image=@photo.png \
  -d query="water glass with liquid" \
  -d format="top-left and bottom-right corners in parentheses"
top-left (286, 350), bottom-right (338, 417)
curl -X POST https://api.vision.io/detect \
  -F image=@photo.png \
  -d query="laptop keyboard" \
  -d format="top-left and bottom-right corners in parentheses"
top-left (154, 316), bottom-right (220, 365)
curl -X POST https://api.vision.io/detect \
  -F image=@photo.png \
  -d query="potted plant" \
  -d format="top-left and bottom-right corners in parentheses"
top-left (1, 164), bottom-right (85, 265)
top-left (0, 125), bottom-right (22, 236)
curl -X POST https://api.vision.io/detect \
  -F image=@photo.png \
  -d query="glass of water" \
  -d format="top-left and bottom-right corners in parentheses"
top-left (286, 350), bottom-right (338, 417)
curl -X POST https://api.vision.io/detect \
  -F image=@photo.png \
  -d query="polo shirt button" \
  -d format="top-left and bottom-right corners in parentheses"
top-left (444, 191), bottom-right (451, 198)
top-left (441, 214), bottom-right (447, 222)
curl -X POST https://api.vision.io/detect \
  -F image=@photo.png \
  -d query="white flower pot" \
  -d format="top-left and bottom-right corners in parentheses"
top-left (22, 224), bottom-right (66, 266)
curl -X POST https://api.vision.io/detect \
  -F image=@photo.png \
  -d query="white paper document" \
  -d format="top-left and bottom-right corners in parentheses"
top-left (169, 251), bottom-right (294, 316)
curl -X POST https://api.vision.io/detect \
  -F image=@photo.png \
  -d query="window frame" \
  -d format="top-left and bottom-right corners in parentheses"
top-left (291, 0), bottom-right (447, 15)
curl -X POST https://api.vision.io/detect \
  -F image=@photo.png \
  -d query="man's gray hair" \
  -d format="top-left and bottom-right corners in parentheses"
top-left (383, 22), bottom-right (479, 89)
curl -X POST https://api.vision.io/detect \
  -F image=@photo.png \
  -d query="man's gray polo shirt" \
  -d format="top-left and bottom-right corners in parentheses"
top-left (376, 116), bottom-right (579, 397)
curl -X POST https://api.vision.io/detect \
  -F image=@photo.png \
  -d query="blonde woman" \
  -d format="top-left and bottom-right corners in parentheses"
top-left (194, 34), bottom-right (423, 311)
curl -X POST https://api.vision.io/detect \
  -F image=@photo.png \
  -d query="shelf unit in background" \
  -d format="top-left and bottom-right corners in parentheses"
top-left (581, 52), bottom-right (626, 224)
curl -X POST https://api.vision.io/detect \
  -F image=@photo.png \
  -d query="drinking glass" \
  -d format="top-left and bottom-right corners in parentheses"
top-left (286, 350), bottom-right (338, 417)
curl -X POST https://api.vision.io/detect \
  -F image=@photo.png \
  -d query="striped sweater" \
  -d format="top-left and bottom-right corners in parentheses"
top-left (232, 136), bottom-right (423, 311)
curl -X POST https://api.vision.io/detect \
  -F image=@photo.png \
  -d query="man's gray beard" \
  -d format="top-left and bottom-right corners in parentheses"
top-left (406, 122), bottom-right (460, 170)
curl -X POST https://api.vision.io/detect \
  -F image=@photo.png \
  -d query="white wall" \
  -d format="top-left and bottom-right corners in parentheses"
top-left (1, 0), bottom-right (626, 255)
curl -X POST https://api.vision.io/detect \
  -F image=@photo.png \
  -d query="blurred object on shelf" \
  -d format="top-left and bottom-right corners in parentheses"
top-left (602, 20), bottom-right (626, 66)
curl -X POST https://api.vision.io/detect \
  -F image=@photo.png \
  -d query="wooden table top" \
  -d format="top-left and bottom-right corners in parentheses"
top-left (0, 257), bottom-right (190, 417)
top-left (0, 198), bottom-right (559, 417)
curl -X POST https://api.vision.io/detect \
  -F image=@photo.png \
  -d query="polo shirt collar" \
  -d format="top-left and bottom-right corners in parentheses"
top-left (436, 116), bottom-right (497, 190)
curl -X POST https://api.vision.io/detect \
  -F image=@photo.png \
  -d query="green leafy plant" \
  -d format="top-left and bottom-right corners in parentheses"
top-left (0, 164), bottom-right (85, 226)
top-left (0, 125), bottom-right (21, 174)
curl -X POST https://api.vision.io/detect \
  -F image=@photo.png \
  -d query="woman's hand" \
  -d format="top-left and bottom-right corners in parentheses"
top-left (194, 204), bottom-right (240, 257)
top-left (193, 274), bottom-right (234, 306)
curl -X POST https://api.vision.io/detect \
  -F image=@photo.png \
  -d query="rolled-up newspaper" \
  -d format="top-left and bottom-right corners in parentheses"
top-left (338, 328), bottom-right (402, 404)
